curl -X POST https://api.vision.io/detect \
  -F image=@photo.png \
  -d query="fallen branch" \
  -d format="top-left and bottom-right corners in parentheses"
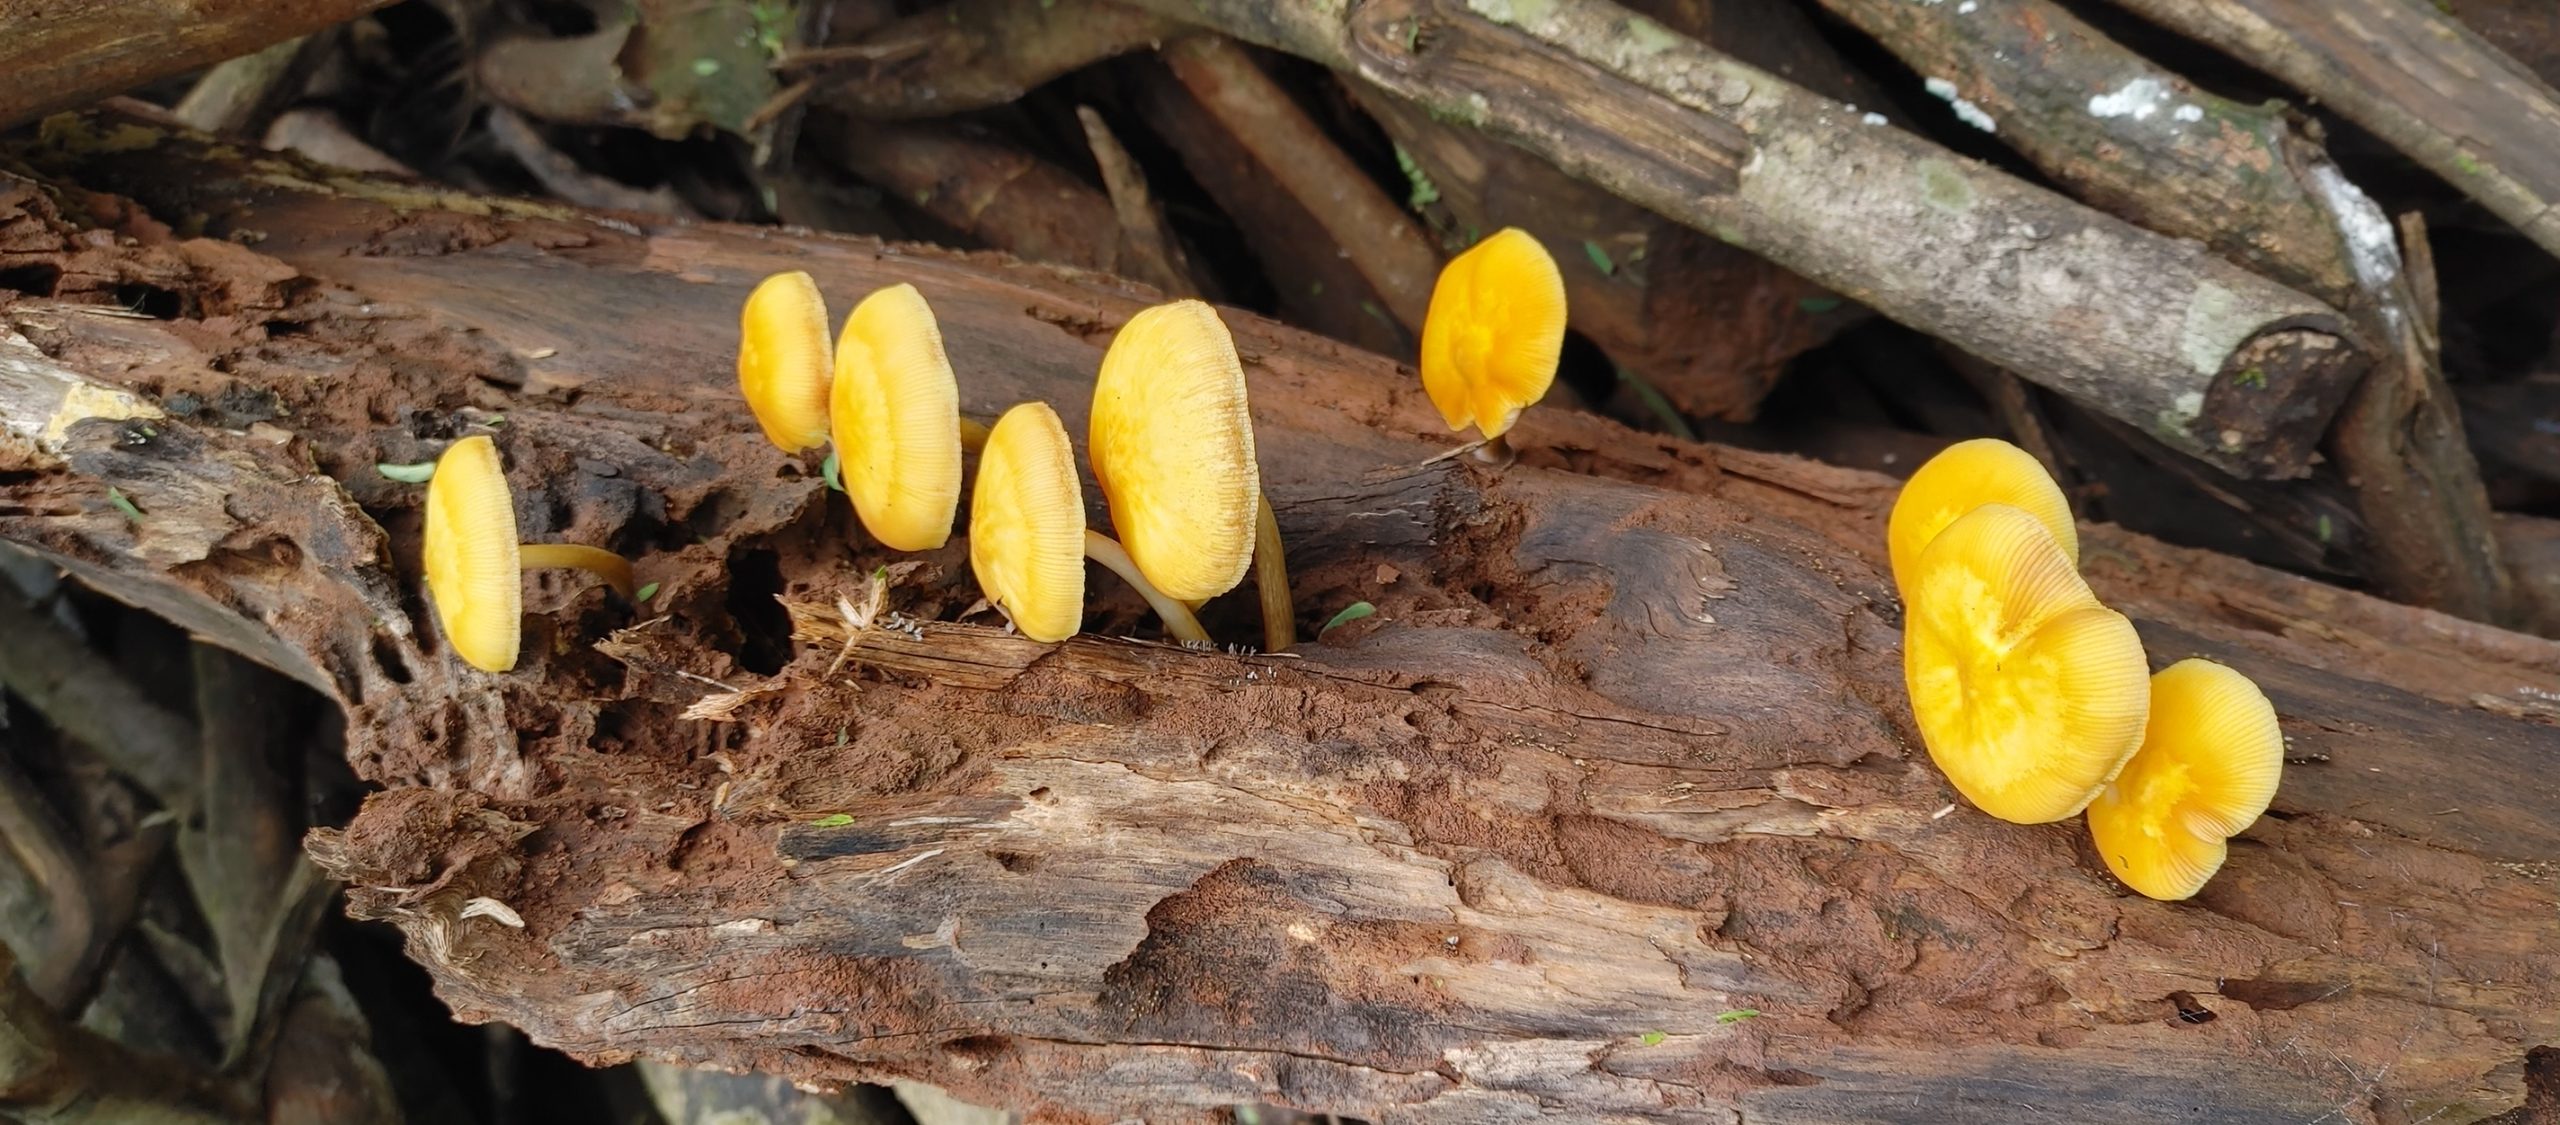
top-left (0, 1), bottom-right (390, 130)
top-left (2106, 0), bottom-right (2560, 261)
top-left (1122, 0), bottom-right (2366, 478)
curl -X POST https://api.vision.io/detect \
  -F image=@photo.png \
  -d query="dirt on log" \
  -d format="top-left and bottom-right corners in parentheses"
top-left (0, 124), bottom-right (2556, 1124)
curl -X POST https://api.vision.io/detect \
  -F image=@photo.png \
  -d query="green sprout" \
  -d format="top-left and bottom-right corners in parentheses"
top-left (634, 582), bottom-right (661, 603)
top-left (1320, 601), bottom-right (1377, 636)
top-left (1638, 1030), bottom-right (1667, 1046)
top-left (105, 486), bottom-right (143, 523)
top-left (376, 461), bottom-right (437, 483)
top-left (1394, 144), bottom-right (1440, 211)
top-left (808, 813), bottom-right (855, 828)
top-left (1716, 1008), bottom-right (1760, 1024)
top-left (1583, 240), bottom-right (1616, 277)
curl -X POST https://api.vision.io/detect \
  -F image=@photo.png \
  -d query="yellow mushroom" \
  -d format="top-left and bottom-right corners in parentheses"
top-left (832, 282), bottom-right (965, 552)
top-left (1418, 227), bottom-right (1568, 465)
top-left (2086, 659), bottom-right (2284, 900)
top-left (737, 270), bottom-right (834, 453)
top-left (970, 402), bottom-right (1209, 644)
top-left (1089, 299), bottom-right (1294, 651)
top-left (1903, 503), bottom-right (2150, 823)
top-left (421, 436), bottom-right (636, 673)
top-left (1887, 437), bottom-right (2076, 601)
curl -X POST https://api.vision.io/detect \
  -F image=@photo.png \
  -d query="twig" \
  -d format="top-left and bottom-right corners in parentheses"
top-left (1076, 105), bottom-right (1203, 299)
top-left (484, 106), bottom-right (695, 217)
top-left (0, 940), bottom-right (253, 1124)
top-left (0, 754), bottom-right (93, 1010)
top-left (1121, 0), bottom-right (2368, 479)
top-left (2105, 0), bottom-right (2560, 262)
top-left (1817, 0), bottom-right (2514, 624)
top-left (0, 585), bottom-right (197, 809)
top-left (1161, 35), bottom-right (1441, 331)
top-left (813, 0), bottom-right (1178, 119)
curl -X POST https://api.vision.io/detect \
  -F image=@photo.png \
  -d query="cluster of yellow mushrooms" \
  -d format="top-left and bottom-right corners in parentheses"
top-left (413, 227), bottom-right (1564, 673)
top-left (1889, 438), bottom-right (2285, 900)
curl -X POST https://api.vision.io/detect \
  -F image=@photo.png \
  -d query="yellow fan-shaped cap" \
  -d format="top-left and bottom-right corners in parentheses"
top-left (1089, 299), bottom-right (1258, 603)
top-left (738, 270), bottom-right (834, 453)
top-left (832, 283), bottom-right (964, 552)
top-left (2088, 659), bottom-right (2284, 900)
top-left (421, 435), bottom-right (524, 672)
top-left (1888, 438), bottom-right (2076, 600)
top-left (1904, 504), bottom-right (2150, 823)
top-left (970, 402), bottom-right (1087, 643)
top-left (1419, 227), bottom-right (1567, 440)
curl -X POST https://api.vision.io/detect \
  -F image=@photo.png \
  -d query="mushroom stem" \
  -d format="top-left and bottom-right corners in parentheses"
top-left (959, 417), bottom-right (990, 453)
top-left (1471, 433), bottom-right (1516, 466)
top-left (515, 544), bottom-right (637, 600)
top-left (1081, 530), bottom-right (1212, 644)
top-left (1252, 491), bottom-right (1293, 652)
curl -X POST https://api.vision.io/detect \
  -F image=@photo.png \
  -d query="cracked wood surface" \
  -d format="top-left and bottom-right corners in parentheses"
top-left (0, 128), bottom-right (2556, 1123)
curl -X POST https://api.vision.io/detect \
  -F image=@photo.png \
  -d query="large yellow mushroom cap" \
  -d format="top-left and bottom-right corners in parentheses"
top-left (421, 435), bottom-right (524, 673)
top-left (1904, 503), bottom-right (2150, 823)
top-left (832, 282), bottom-right (964, 552)
top-left (1887, 437), bottom-right (2077, 600)
top-left (2087, 659), bottom-right (2284, 900)
top-left (1418, 227), bottom-right (1567, 440)
top-left (1088, 299), bottom-right (1258, 603)
top-left (970, 402), bottom-right (1087, 643)
top-left (737, 270), bottom-right (834, 453)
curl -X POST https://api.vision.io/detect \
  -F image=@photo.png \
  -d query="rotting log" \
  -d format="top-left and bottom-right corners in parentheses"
top-left (1, 125), bottom-right (2557, 1123)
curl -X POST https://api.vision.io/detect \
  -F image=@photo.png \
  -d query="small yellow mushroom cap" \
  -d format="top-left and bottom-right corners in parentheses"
top-left (1904, 503), bottom-right (2150, 823)
top-left (970, 402), bottom-right (1087, 643)
top-left (1888, 437), bottom-right (2077, 600)
top-left (832, 282), bottom-right (964, 552)
top-left (1088, 299), bottom-right (1259, 603)
top-left (421, 435), bottom-right (524, 673)
top-left (737, 270), bottom-right (834, 453)
top-left (2087, 659), bottom-right (2284, 900)
top-left (1418, 227), bottom-right (1567, 440)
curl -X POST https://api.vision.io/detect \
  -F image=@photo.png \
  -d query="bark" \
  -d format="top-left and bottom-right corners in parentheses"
top-left (1811, 0), bottom-right (2520, 628)
top-left (808, 0), bottom-right (1179, 119)
top-left (1118, 0), bottom-right (2366, 479)
top-left (1355, 0), bottom-right (1873, 424)
top-left (2106, 0), bottom-right (2560, 261)
top-left (0, 0), bottom-right (392, 130)
top-left (1, 124), bottom-right (2557, 1123)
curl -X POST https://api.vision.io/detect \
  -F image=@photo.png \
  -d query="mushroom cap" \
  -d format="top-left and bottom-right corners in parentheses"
top-left (1904, 503), bottom-right (2150, 823)
top-left (1888, 437), bottom-right (2077, 599)
top-left (1418, 227), bottom-right (1567, 440)
top-left (832, 282), bottom-right (964, 551)
top-left (1088, 299), bottom-right (1259, 603)
top-left (2087, 658), bottom-right (2284, 900)
top-left (970, 401), bottom-right (1087, 643)
top-left (420, 435), bottom-right (524, 672)
top-left (737, 270), bottom-right (834, 453)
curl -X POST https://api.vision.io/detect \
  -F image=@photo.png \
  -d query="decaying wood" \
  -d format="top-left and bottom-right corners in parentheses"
top-left (1811, 0), bottom-right (2519, 629)
top-left (807, 117), bottom-right (1132, 279)
top-left (0, 0), bottom-right (393, 131)
top-left (809, 0), bottom-right (1178, 120)
top-left (2107, 0), bottom-right (2560, 261)
top-left (0, 941), bottom-right (252, 1125)
top-left (0, 123), bottom-right (2554, 1123)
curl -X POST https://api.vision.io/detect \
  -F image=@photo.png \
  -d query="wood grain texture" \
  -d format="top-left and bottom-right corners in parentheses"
top-left (0, 126), bottom-right (2554, 1124)
top-left (0, 1), bottom-right (392, 130)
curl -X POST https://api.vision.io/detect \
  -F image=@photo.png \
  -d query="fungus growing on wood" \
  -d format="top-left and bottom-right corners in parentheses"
top-left (1088, 299), bottom-right (1294, 651)
top-left (421, 435), bottom-right (636, 672)
top-left (1903, 503), bottom-right (2149, 823)
top-left (969, 401), bottom-right (1209, 644)
top-left (1418, 227), bottom-right (1568, 466)
top-left (832, 282), bottom-right (964, 551)
top-left (2086, 658), bottom-right (2284, 900)
top-left (1887, 437), bottom-right (2077, 600)
top-left (736, 270), bottom-right (834, 453)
